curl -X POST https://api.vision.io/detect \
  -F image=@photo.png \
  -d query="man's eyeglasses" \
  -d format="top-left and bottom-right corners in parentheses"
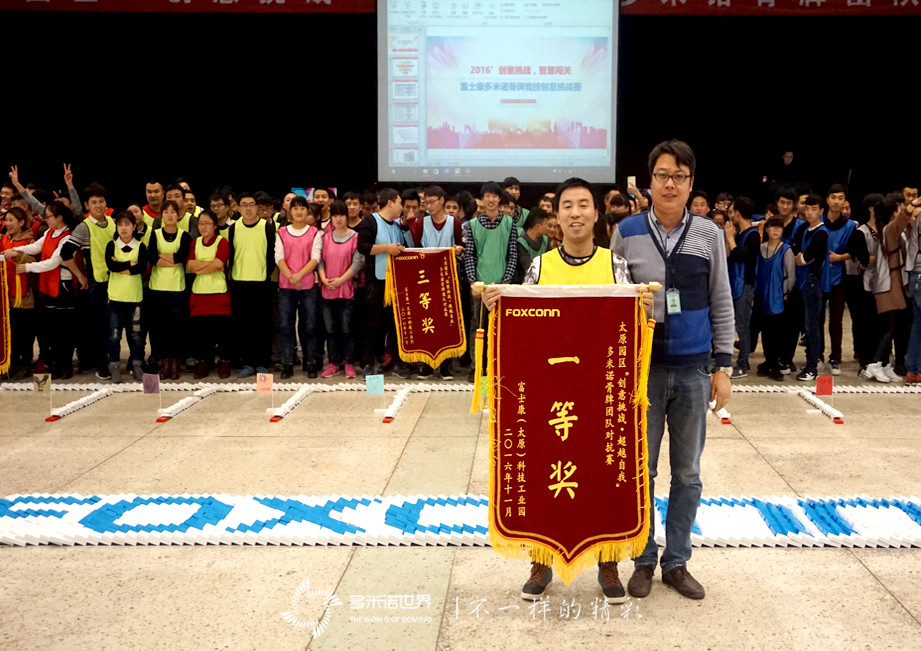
top-left (652, 172), bottom-right (691, 185)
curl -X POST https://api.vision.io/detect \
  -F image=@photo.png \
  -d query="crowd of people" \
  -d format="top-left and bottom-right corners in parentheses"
top-left (1, 164), bottom-right (920, 385)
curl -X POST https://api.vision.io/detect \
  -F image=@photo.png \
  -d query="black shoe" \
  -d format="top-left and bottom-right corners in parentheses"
top-left (393, 364), bottom-right (411, 379)
top-left (417, 365), bottom-right (434, 379)
top-left (281, 365), bottom-right (294, 379)
top-left (521, 562), bottom-right (552, 600)
top-left (467, 368), bottom-right (476, 383)
top-left (95, 365), bottom-right (111, 380)
top-left (439, 361), bottom-right (454, 380)
top-left (598, 562), bottom-right (627, 604)
top-left (307, 368), bottom-right (318, 379)
top-left (769, 369), bottom-right (785, 382)
top-left (756, 362), bottom-right (770, 377)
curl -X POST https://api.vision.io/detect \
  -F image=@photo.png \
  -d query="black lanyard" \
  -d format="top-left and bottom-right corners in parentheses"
top-left (647, 211), bottom-right (693, 289)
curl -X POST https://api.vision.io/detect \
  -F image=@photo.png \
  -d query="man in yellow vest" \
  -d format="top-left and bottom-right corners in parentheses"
top-left (227, 190), bottom-right (277, 377)
top-left (484, 177), bottom-right (647, 606)
top-left (61, 182), bottom-right (117, 379)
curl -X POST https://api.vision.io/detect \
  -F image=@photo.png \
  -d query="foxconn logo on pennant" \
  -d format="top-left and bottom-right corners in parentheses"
top-left (281, 578), bottom-right (343, 638)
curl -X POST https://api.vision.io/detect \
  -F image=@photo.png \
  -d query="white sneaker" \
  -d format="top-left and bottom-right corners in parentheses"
top-left (882, 364), bottom-right (902, 382)
top-left (865, 362), bottom-right (891, 383)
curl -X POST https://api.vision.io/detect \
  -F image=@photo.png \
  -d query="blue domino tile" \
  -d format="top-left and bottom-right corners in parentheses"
top-left (1, 493), bottom-right (919, 549)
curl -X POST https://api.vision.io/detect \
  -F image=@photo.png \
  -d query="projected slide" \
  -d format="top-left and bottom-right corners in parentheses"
top-left (378, 1), bottom-right (617, 184)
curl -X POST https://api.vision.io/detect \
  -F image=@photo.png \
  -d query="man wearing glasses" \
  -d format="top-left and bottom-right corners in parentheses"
top-left (610, 140), bottom-right (734, 601)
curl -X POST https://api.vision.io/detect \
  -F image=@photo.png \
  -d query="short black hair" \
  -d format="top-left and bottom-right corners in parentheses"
top-left (689, 190), bottom-right (710, 204)
top-left (480, 181), bottom-right (503, 198)
top-left (289, 196), bottom-right (309, 210)
top-left (360, 190), bottom-right (379, 205)
top-left (328, 199), bottom-right (348, 217)
top-left (827, 183), bottom-right (847, 197)
top-left (196, 209), bottom-right (217, 226)
top-left (379, 188), bottom-right (400, 206)
top-left (401, 189), bottom-right (420, 205)
top-left (83, 182), bottom-right (107, 203)
top-left (502, 176), bottom-right (521, 188)
top-left (776, 187), bottom-right (797, 203)
top-left (647, 139), bottom-right (696, 177)
top-left (164, 183), bottom-right (184, 196)
top-left (424, 185), bottom-right (445, 200)
top-left (522, 206), bottom-right (550, 231)
top-left (765, 215), bottom-right (785, 230)
top-left (732, 196), bottom-right (755, 220)
top-left (804, 193), bottom-right (823, 207)
top-left (254, 191), bottom-right (274, 206)
top-left (716, 192), bottom-right (734, 204)
top-left (342, 191), bottom-right (361, 202)
top-left (113, 210), bottom-right (135, 229)
top-left (553, 177), bottom-right (597, 212)
top-left (146, 179), bottom-right (164, 190)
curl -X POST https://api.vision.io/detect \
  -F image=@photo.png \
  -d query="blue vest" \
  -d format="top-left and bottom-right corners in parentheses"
top-left (421, 215), bottom-right (456, 248)
top-left (728, 227), bottom-right (759, 300)
top-left (372, 212), bottom-right (405, 281)
top-left (755, 243), bottom-right (790, 315)
top-left (821, 216), bottom-right (855, 292)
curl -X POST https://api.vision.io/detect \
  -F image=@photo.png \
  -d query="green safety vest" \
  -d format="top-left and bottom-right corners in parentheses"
top-left (150, 229), bottom-right (186, 292)
top-left (191, 235), bottom-right (227, 295)
top-left (85, 217), bottom-right (116, 283)
top-left (107, 242), bottom-right (143, 303)
top-left (232, 220), bottom-right (269, 281)
top-left (471, 215), bottom-right (513, 284)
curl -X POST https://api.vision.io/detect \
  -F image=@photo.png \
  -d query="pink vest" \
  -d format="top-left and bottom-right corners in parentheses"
top-left (321, 230), bottom-right (357, 300)
top-left (278, 225), bottom-right (317, 290)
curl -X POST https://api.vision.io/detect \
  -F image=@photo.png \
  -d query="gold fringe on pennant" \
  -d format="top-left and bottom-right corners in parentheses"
top-left (383, 255), bottom-right (395, 308)
top-left (468, 327), bottom-right (485, 413)
top-left (486, 293), bottom-right (655, 586)
top-left (0, 262), bottom-right (11, 374)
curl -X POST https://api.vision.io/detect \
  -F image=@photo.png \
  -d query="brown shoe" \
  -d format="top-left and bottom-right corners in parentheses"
top-left (662, 566), bottom-right (705, 600)
top-left (627, 565), bottom-right (654, 598)
top-left (193, 360), bottom-right (209, 380)
top-left (520, 562), bottom-right (552, 601)
top-left (170, 358), bottom-right (181, 380)
top-left (217, 359), bottom-right (231, 379)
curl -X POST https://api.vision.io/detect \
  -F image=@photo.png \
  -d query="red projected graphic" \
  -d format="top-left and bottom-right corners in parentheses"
top-left (427, 121), bottom-right (607, 150)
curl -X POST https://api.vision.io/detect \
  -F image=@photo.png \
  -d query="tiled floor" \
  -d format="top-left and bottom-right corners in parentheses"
top-left (2, 345), bottom-right (921, 650)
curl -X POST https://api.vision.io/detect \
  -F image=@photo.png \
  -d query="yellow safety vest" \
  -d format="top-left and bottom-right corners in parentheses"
top-left (107, 242), bottom-right (143, 303)
top-left (191, 235), bottom-right (227, 295)
top-left (231, 220), bottom-right (268, 281)
top-left (85, 217), bottom-right (116, 283)
top-left (149, 229), bottom-right (186, 292)
top-left (537, 247), bottom-right (615, 285)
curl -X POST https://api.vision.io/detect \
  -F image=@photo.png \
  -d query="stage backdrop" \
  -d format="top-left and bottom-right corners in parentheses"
top-left (487, 284), bottom-right (655, 585)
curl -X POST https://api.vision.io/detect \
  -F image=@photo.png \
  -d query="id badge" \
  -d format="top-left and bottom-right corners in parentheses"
top-left (666, 288), bottom-right (682, 315)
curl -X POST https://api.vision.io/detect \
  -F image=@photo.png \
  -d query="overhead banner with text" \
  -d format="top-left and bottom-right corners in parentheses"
top-left (384, 248), bottom-right (465, 369)
top-left (488, 285), bottom-right (655, 585)
top-left (2, 0), bottom-right (915, 15)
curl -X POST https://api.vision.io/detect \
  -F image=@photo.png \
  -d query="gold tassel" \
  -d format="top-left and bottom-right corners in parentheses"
top-left (383, 255), bottom-right (394, 307)
top-left (0, 263), bottom-right (10, 374)
top-left (469, 327), bottom-right (485, 413)
top-left (12, 270), bottom-right (22, 309)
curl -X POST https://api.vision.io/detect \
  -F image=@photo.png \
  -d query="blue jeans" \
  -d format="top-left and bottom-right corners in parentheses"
top-left (320, 298), bottom-right (354, 365)
top-left (635, 363), bottom-right (710, 574)
top-left (107, 301), bottom-right (145, 364)
top-left (906, 271), bottom-right (921, 373)
top-left (278, 287), bottom-right (319, 367)
top-left (734, 284), bottom-right (754, 370)
top-left (801, 275), bottom-right (823, 373)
